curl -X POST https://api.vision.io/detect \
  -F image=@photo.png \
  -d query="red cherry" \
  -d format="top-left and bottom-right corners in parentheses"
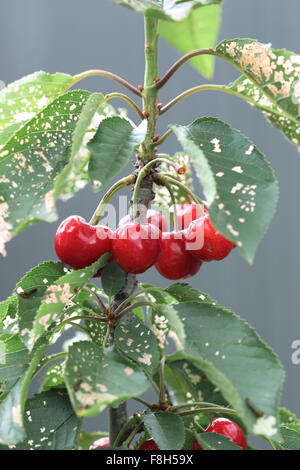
top-left (205, 418), bottom-right (247, 450)
top-left (176, 203), bottom-right (202, 230)
top-left (112, 223), bottom-right (161, 274)
top-left (192, 439), bottom-right (203, 450)
top-left (90, 437), bottom-right (110, 449)
top-left (138, 439), bottom-right (159, 450)
top-left (155, 232), bottom-right (202, 280)
top-left (186, 214), bottom-right (235, 261)
top-left (119, 210), bottom-right (167, 232)
top-left (54, 216), bottom-right (113, 270)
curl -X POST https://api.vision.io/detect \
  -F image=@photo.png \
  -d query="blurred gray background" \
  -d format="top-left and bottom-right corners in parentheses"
top-left (1, 0), bottom-right (300, 439)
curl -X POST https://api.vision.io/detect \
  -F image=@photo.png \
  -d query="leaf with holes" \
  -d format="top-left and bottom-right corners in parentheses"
top-left (0, 343), bottom-right (46, 445)
top-left (195, 432), bottom-right (242, 450)
top-left (115, 317), bottom-right (159, 374)
top-left (0, 390), bottom-right (80, 450)
top-left (39, 361), bottom-right (65, 392)
top-left (64, 341), bottom-right (149, 416)
top-left (142, 412), bottom-right (185, 450)
top-left (171, 117), bottom-right (279, 262)
top-left (169, 301), bottom-right (284, 439)
top-left (0, 295), bottom-right (18, 331)
top-left (16, 261), bottom-right (65, 349)
top-left (0, 90), bottom-right (91, 256)
top-left (101, 261), bottom-right (126, 297)
top-left (32, 256), bottom-right (109, 347)
top-left (0, 72), bottom-right (75, 147)
top-left (215, 39), bottom-right (300, 151)
top-left (159, 4), bottom-right (222, 78)
top-left (113, 0), bottom-right (223, 21)
top-left (54, 93), bottom-right (115, 200)
top-left (88, 117), bottom-right (147, 190)
top-left (166, 283), bottom-right (215, 304)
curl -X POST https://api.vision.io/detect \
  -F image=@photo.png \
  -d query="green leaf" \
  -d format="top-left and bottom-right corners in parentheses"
top-left (273, 424), bottom-right (300, 450)
top-left (77, 430), bottom-right (108, 450)
top-left (113, 0), bottom-right (223, 21)
top-left (159, 5), bottom-right (222, 78)
top-left (32, 256), bottom-right (108, 346)
top-left (215, 39), bottom-right (300, 151)
top-left (0, 390), bottom-right (80, 450)
top-left (171, 117), bottom-right (279, 262)
top-left (279, 407), bottom-right (299, 426)
top-left (142, 412), bottom-right (185, 450)
top-left (0, 72), bottom-right (75, 147)
top-left (0, 333), bottom-right (29, 393)
top-left (0, 344), bottom-right (46, 445)
top-left (169, 301), bottom-right (284, 439)
top-left (39, 361), bottom-right (65, 392)
top-left (101, 261), bottom-right (126, 297)
top-left (64, 341), bottom-right (149, 416)
top-left (0, 90), bottom-right (91, 256)
top-left (0, 296), bottom-right (18, 331)
top-left (166, 283), bottom-right (215, 304)
top-left (16, 261), bottom-right (65, 349)
top-left (195, 432), bottom-right (242, 450)
top-left (88, 116), bottom-right (147, 190)
top-left (54, 93), bottom-right (115, 200)
top-left (115, 317), bottom-right (159, 374)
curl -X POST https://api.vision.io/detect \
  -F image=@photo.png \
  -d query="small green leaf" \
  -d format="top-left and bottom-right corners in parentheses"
top-left (64, 341), bottom-right (149, 416)
top-left (195, 432), bottom-right (242, 450)
top-left (0, 390), bottom-right (80, 450)
top-left (16, 261), bottom-right (65, 349)
top-left (101, 261), bottom-right (126, 297)
top-left (159, 5), bottom-right (222, 78)
top-left (0, 90), bottom-right (91, 255)
top-left (142, 412), bottom-right (185, 450)
top-left (115, 317), bottom-right (159, 374)
top-left (166, 283), bottom-right (215, 304)
top-left (169, 301), bottom-right (284, 439)
top-left (274, 424), bottom-right (300, 450)
top-left (39, 361), bottom-right (65, 392)
top-left (171, 117), bottom-right (279, 262)
top-left (0, 333), bottom-right (29, 393)
top-left (113, 0), bottom-right (223, 21)
top-left (88, 117), bottom-right (147, 190)
top-left (0, 72), bottom-right (75, 147)
top-left (32, 257), bottom-right (108, 346)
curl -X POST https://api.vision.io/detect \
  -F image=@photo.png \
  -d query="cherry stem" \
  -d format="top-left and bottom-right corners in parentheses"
top-left (159, 356), bottom-right (166, 404)
top-left (155, 129), bottom-right (173, 146)
top-left (165, 183), bottom-right (179, 232)
top-left (85, 287), bottom-right (107, 314)
top-left (116, 301), bottom-right (157, 321)
top-left (176, 407), bottom-right (237, 417)
top-left (131, 157), bottom-right (179, 222)
top-left (105, 92), bottom-right (144, 119)
top-left (54, 315), bottom-right (108, 333)
top-left (89, 174), bottom-right (135, 226)
top-left (113, 415), bottom-right (141, 447)
top-left (171, 401), bottom-right (231, 411)
top-left (73, 69), bottom-right (142, 97)
top-left (132, 397), bottom-right (153, 409)
top-left (157, 173), bottom-right (203, 206)
top-left (156, 48), bottom-right (217, 89)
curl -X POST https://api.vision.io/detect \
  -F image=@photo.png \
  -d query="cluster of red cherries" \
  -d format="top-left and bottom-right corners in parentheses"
top-left (91, 418), bottom-right (247, 450)
top-left (54, 204), bottom-right (235, 280)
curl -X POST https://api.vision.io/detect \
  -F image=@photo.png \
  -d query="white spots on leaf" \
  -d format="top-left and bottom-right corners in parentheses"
top-left (124, 366), bottom-right (134, 376)
top-left (232, 166), bottom-right (243, 174)
top-left (210, 138), bottom-right (222, 153)
top-left (227, 224), bottom-right (239, 237)
top-left (138, 353), bottom-right (152, 366)
top-left (216, 172), bottom-right (224, 178)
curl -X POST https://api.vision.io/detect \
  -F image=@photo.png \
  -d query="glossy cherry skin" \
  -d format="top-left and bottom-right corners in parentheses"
top-left (138, 439), bottom-right (159, 450)
top-left (155, 232), bottom-right (202, 280)
top-left (54, 215), bottom-right (113, 270)
top-left (119, 209), bottom-right (168, 232)
top-left (176, 203), bottom-right (202, 230)
top-left (186, 215), bottom-right (235, 261)
top-left (112, 222), bottom-right (161, 274)
top-left (90, 437), bottom-right (110, 449)
top-left (192, 418), bottom-right (247, 450)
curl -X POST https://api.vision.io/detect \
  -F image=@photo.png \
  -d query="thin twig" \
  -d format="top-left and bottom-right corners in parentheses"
top-left (105, 93), bottom-right (144, 119)
top-left (85, 287), bottom-right (107, 314)
top-left (73, 69), bottom-right (142, 97)
top-left (156, 49), bottom-right (216, 89)
top-left (176, 407), bottom-right (237, 417)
